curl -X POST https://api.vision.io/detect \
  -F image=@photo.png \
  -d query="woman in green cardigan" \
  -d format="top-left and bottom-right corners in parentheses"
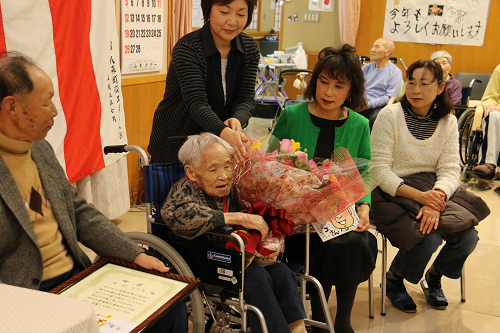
top-left (268, 44), bottom-right (377, 333)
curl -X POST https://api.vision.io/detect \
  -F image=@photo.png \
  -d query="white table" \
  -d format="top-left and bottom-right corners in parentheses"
top-left (0, 283), bottom-right (100, 333)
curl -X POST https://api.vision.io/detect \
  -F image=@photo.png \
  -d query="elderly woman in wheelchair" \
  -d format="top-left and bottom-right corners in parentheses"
top-left (161, 132), bottom-right (307, 333)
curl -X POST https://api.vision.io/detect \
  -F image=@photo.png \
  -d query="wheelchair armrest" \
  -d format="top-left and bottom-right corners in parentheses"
top-left (471, 105), bottom-right (484, 131)
top-left (207, 225), bottom-right (234, 235)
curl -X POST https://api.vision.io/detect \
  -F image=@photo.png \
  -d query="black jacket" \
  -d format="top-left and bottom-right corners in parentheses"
top-left (371, 172), bottom-right (489, 251)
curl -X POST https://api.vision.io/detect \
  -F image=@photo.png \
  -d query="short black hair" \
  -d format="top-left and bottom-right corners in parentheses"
top-left (304, 44), bottom-right (367, 112)
top-left (400, 59), bottom-right (453, 120)
top-left (0, 51), bottom-right (36, 103)
top-left (201, 0), bottom-right (258, 29)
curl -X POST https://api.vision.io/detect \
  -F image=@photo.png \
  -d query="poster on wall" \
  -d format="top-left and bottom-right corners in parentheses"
top-left (321, 0), bottom-right (334, 12)
top-left (121, 0), bottom-right (164, 74)
top-left (193, 0), bottom-right (201, 19)
top-left (309, 0), bottom-right (320, 11)
top-left (309, 0), bottom-right (333, 12)
top-left (383, 0), bottom-right (490, 46)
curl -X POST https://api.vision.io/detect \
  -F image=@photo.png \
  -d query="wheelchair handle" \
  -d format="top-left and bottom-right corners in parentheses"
top-left (103, 144), bottom-right (128, 154)
top-left (469, 78), bottom-right (482, 87)
top-left (278, 69), bottom-right (313, 91)
top-left (166, 136), bottom-right (188, 144)
top-left (103, 145), bottom-right (149, 167)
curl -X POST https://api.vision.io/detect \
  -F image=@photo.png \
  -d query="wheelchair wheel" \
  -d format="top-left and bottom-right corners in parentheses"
top-left (126, 232), bottom-right (205, 333)
top-left (458, 108), bottom-right (476, 167)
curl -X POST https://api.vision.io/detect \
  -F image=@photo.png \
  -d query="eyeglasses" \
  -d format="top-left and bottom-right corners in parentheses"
top-left (405, 81), bottom-right (438, 90)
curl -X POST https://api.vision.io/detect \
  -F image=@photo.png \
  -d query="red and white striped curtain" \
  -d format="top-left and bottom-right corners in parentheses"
top-left (0, 0), bottom-right (130, 219)
top-left (170, 0), bottom-right (193, 53)
top-left (339, 0), bottom-right (361, 47)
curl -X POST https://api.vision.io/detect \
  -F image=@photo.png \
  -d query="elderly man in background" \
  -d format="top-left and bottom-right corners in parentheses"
top-left (359, 37), bottom-right (403, 130)
top-left (431, 51), bottom-right (462, 105)
top-left (473, 64), bottom-right (500, 179)
top-left (0, 52), bottom-right (187, 332)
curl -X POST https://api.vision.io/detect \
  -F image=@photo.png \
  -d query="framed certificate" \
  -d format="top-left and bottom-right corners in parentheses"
top-left (50, 257), bottom-right (200, 333)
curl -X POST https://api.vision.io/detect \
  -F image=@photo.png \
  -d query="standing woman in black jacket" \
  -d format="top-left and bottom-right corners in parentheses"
top-left (148, 0), bottom-right (259, 164)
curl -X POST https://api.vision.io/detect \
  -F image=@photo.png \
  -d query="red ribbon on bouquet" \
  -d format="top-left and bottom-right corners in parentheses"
top-left (245, 201), bottom-right (294, 237)
top-left (235, 200), bottom-right (294, 257)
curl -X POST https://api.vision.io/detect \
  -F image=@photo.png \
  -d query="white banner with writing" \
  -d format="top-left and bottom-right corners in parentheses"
top-left (383, 0), bottom-right (490, 46)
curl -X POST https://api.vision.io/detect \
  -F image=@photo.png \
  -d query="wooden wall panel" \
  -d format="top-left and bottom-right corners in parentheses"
top-left (121, 75), bottom-right (166, 204)
top-left (355, 0), bottom-right (500, 79)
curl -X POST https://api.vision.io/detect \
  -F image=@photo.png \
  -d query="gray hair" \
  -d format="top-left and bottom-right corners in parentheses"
top-left (431, 51), bottom-right (452, 64)
top-left (178, 132), bottom-right (234, 169)
top-left (0, 51), bottom-right (37, 103)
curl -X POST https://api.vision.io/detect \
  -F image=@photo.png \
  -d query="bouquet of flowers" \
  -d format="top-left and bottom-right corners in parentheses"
top-left (232, 138), bottom-right (370, 266)
top-left (235, 138), bottom-right (369, 228)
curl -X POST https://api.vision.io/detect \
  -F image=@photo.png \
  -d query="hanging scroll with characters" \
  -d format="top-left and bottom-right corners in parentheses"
top-left (383, 0), bottom-right (490, 46)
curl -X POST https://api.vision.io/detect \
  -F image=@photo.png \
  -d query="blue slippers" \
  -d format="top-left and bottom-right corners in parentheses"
top-left (420, 279), bottom-right (448, 310)
top-left (386, 290), bottom-right (417, 313)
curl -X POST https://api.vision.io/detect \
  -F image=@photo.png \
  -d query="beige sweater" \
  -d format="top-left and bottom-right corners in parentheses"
top-left (0, 132), bottom-right (73, 281)
top-left (481, 64), bottom-right (500, 108)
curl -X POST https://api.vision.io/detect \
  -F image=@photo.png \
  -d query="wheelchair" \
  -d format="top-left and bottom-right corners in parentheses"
top-left (455, 73), bottom-right (492, 181)
top-left (104, 144), bottom-right (335, 333)
top-left (359, 56), bottom-right (408, 71)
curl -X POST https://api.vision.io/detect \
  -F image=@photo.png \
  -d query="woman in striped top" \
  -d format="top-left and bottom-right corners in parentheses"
top-left (148, 0), bottom-right (259, 164)
top-left (371, 60), bottom-right (478, 313)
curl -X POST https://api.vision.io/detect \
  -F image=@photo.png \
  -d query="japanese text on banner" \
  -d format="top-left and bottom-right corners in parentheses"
top-left (383, 0), bottom-right (490, 46)
top-left (108, 41), bottom-right (124, 141)
top-left (121, 0), bottom-right (164, 74)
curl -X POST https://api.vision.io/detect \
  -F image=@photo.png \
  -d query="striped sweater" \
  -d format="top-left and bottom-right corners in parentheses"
top-left (148, 25), bottom-right (260, 163)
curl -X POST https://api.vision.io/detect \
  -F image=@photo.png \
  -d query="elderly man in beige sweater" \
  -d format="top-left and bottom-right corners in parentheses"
top-left (0, 51), bottom-right (187, 332)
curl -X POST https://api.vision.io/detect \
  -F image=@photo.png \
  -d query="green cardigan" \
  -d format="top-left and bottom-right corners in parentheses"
top-left (267, 102), bottom-right (371, 203)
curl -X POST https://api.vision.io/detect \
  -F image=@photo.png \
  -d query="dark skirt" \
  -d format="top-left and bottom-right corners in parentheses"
top-left (284, 230), bottom-right (377, 287)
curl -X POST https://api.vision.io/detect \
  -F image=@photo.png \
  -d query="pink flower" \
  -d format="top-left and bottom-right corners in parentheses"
top-left (280, 139), bottom-right (293, 153)
top-left (264, 151), bottom-right (278, 161)
top-left (307, 159), bottom-right (318, 171)
top-left (295, 151), bottom-right (308, 161)
top-left (284, 157), bottom-right (294, 167)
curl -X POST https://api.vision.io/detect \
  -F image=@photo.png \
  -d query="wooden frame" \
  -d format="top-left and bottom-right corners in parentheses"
top-left (50, 257), bottom-right (200, 333)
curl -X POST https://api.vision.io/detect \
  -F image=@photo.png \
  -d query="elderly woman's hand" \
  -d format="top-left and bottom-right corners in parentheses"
top-left (220, 127), bottom-right (246, 164)
top-left (418, 190), bottom-right (446, 211)
top-left (417, 205), bottom-right (440, 234)
top-left (354, 204), bottom-right (370, 232)
top-left (484, 104), bottom-right (500, 118)
top-left (224, 212), bottom-right (269, 238)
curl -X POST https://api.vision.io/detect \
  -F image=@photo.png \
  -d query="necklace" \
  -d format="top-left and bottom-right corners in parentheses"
top-left (315, 102), bottom-right (345, 120)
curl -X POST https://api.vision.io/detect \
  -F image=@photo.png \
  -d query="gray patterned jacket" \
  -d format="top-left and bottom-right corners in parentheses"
top-left (0, 140), bottom-right (143, 289)
top-left (162, 178), bottom-right (239, 240)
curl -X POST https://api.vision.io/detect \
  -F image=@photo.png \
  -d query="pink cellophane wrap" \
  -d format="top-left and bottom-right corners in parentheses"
top-left (234, 147), bottom-right (369, 229)
top-left (254, 234), bottom-right (285, 267)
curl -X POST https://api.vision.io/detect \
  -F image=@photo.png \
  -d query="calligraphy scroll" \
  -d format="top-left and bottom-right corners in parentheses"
top-left (383, 0), bottom-right (491, 46)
